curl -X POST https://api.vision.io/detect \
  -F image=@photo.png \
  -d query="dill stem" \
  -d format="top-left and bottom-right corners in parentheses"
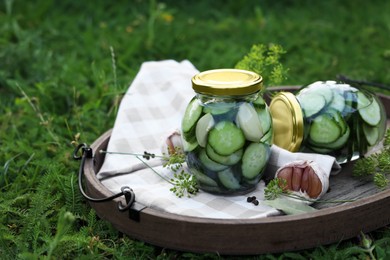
top-left (135, 156), bottom-right (174, 184)
top-left (100, 150), bottom-right (165, 159)
top-left (284, 194), bottom-right (355, 204)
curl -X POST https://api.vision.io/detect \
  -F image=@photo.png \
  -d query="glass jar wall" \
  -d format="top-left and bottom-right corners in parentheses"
top-left (181, 69), bottom-right (273, 195)
top-left (270, 81), bottom-right (387, 163)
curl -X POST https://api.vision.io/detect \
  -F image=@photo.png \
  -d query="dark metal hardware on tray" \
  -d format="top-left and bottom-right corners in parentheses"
top-left (73, 143), bottom-right (143, 221)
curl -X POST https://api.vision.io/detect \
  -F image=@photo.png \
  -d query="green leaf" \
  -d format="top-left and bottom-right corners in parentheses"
top-left (264, 197), bottom-right (317, 215)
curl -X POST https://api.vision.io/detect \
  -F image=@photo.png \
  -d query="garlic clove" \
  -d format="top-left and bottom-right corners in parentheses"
top-left (300, 166), bottom-right (310, 192)
top-left (307, 169), bottom-right (322, 198)
top-left (277, 167), bottom-right (293, 190)
top-left (292, 167), bottom-right (303, 191)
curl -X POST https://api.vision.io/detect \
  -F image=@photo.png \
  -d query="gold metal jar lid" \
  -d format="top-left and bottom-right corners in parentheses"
top-left (192, 69), bottom-right (263, 96)
top-left (269, 92), bottom-right (304, 152)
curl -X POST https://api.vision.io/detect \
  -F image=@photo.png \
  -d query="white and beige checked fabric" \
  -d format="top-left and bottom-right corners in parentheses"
top-left (97, 60), bottom-right (339, 219)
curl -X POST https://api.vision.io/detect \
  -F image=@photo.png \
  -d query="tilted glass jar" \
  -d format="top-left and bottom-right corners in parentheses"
top-left (181, 69), bottom-right (273, 195)
top-left (269, 80), bottom-right (387, 163)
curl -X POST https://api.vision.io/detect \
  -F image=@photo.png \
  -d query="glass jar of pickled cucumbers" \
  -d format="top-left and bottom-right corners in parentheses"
top-left (269, 80), bottom-right (387, 163)
top-left (181, 69), bottom-right (273, 195)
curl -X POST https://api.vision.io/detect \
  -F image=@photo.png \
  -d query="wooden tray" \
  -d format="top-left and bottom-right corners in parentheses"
top-left (82, 87), bottom-right (390, 255)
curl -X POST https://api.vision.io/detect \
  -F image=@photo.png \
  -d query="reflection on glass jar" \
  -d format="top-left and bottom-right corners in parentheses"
top-left (181, 69), bottom-right (273, 195)
top-left (270, 81), bottom-right (387, 163)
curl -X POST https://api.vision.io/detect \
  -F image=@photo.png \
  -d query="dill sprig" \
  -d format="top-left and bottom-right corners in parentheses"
top-left (264, 178), bottom-right (288, 201)
top-left (162, 147), bottom-right (198, 198)
top-left (100, 148), bottom-right (198, 198)
top-left (169, 171), bottom-right (198, 198)
top-left (235, 43), bottom-right (288, 87)
top-left (352, 129), bottom-right (390, 189)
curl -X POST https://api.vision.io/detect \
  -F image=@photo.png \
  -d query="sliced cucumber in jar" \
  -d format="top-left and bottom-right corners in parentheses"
top-left (343, 90), bottom-right (358, 116)
top-left (218, 168), bottom-right (241, 190)
top-left (241, 142), bottom-right (269, 179)
top-left (253, 95), bottom-right (266, 108)
top-left (236, 103), bottom-right (263, 142)
top-left (195, 113), bottom-right (215, 148)
top-left (206, 144), bottom-right (243, 166)
top-left (357, 91), bottom-right (381, 126)
top-left (326, 109), bottom-right (348, 135)
top-left (309, 126), bottom-right (350, 150)
top-left (324, 126), bottom-right (350, 150)
top-left (298, 93), bottom-right (326, 118)
top-left (260, 129), bottom-right (273, 145)
top-left (182, 129), bottom-right (197, 144)
top-left (182, 98), bottom-right (203, 133)
top-left (203, 102), bottom-right (236, 115)
top-left (256, 106), bottom-right (272, 134)
top-left (190, 168), bottom-right (218, 187)
top-left (305, 82), bottom-right (334, 104)
top-left (308, 145), bottom-right (334, 154)
top-left (362, 123), bottom-right (379, 146)
top-left (182, 137), bottom-right (198, 152)
top-left (328, 92), bottom-right (345, 112)
top-left (198, 149), bottom-right (228, 172)
top-left (208, 121), bottom-right (245, 156)
top-left (309, 114), bottom-right (341, 144)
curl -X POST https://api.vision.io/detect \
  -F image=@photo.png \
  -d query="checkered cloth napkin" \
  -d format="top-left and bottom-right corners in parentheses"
top-left (97, 60), bottom-right (340, 219)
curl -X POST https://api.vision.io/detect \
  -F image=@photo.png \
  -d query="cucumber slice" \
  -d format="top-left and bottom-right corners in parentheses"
top-left (203, 102), bottom-right (236, 115)
top-left (298, 93), bottom-right (326, 118)
top-left (253, 95), bottom-right (266, 108)
top-left (357, 92), bottom-right (381, 126)
top-left (182, 137), bottom-right (198, 152)
top-left (326, 108), bottom-right (348, 134)
top-left (206, 144), bottom-right (243, 166)
top-left (218, 168), bottom-right (241, 190)
top-left (309, 126), bottom-right (350, 150)
top-left (260, 129), bottom-right (273, 145)
top-left (243, 177), bottom-right (261, 185)
top-left (306, 82), bottom-right (334, 104)
top-left (241, 142), bottom-right (269, 179)
top-left (256, 106), bottom-right (272, 134)
top-left (236, 103), bottom-right (263, 142)
top-left (198, 149), bottom-right (228, 171)
top-left (182, 98), bottom-right (203, 133)
top-left (308, 146), bottom-right (334, 154)
top-left (343, 90), bottom-right (358, 116)
top-left (195, 113), bottom-right (215, 147)
top-left (190, 168), bottom-right (218, 187)
top-left (324, 126), bottom-right (350, 149)
top-left (309, 114), bottom-right (341, 144)
top-left (182, 128), bottom-right (196, 143)
top-left (362, 124), bottom-right (379, 146)
top-left (208, 121), bottom-right (245, 156)
top-left (328, 92), bottom-right (345, 112)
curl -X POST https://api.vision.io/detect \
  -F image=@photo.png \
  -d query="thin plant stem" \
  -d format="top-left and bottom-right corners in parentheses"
top-left (135, 156), bottom-right (174, 184)
top-left (283, 193), bottom-right (356, 204)
top-left (100, 150), bottom-right (165, 159)
top-left (99, 150), bottom-right (173, 184)
top-left (15, 83), bottom-right (60, 144)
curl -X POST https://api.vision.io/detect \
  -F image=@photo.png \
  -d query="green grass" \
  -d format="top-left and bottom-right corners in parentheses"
top-left (1, 0), bottom-right (390, 258)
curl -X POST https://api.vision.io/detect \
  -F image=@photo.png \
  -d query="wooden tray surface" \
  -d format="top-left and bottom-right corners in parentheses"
top-left (83, 87), bottom-right (390, 255)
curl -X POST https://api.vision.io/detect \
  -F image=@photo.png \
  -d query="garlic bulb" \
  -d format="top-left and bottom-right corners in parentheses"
top-left (161, 130), bottom-right (184, 155)
top-left (275, 160), bottom-right (329, 201)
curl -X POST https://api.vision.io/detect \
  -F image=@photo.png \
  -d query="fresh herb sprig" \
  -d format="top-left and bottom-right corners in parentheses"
top-left (235, 43), bottom-right (288, 87)
top-left (101, 148), bottom-right (198, 198)
top-left (162, 147), bottom-right (199, 198)
top-left (352, 129), bottom-right (390, 189)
